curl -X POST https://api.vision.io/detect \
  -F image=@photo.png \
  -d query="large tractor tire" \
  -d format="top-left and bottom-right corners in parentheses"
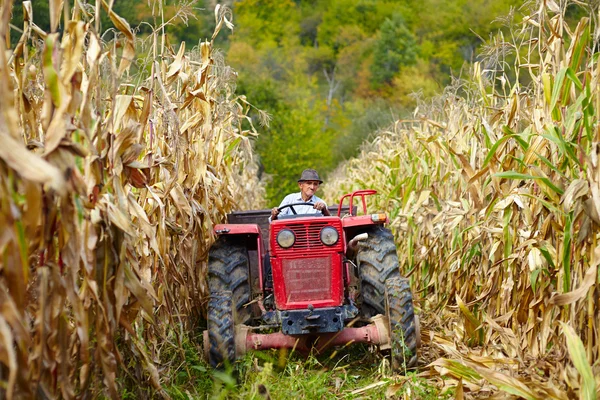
top-left (355, 227), bottom-right (401, 318)
top-left (208, 237), bottom-right (252, 325)
top-left (207, 292), bottom-right (236, 368)
top-left (385, 277), bottom-right (418, 371)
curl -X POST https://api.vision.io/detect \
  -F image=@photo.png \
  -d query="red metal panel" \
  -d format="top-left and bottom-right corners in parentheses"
top-left (283, 256), bottom-right (330, 302)
top-left (269, 217), bottom-right (345, 309)
top-left (214, 223), bottom-right (261, 235)
top-left (270, 217), bottom-right (345, 255)
top-left (256, 236), bottom-right (264, 291)
top-left (340, 215), bottom-right (386, 228)
top-left (272, 252), bottom-right (344, 310)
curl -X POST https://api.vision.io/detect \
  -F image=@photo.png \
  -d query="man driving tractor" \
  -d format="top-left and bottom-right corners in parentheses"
top-left (270, 169), bottom-right (331, 220)
top-left (205, 170), bottom-right (419, 371)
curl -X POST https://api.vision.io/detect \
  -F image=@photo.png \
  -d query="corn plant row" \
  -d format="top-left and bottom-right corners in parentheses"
top-left (326, 1), bottom-right (599, 397)
top-left (0, 0), bottom-right (264, 398)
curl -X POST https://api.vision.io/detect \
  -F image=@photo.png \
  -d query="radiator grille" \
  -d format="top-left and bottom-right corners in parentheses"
top-left (282, 256), bottom-right (331, 302)
top-left (286, 222), bottom-right (327, 250)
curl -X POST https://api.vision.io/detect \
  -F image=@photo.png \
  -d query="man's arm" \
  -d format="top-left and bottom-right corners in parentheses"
top-left (270, 194), bottom-right (293, 221)
top-left (270, 207), bottom-right (279, 221)
top-left (313, 198), bottom-right (330, 216)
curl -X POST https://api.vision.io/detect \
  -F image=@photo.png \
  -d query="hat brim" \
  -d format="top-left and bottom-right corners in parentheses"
top-left (298, 179), bottom-right (323, 184)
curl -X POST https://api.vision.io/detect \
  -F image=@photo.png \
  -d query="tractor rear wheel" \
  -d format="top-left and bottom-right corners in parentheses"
top-left (355, 227), bottom-right (401, 318)
top-left (385, 277), bottom-right (418, 371)
top-left (208, 237), bottom-right (252, 324)
top-left (207, 292), bottom-right (236, 368)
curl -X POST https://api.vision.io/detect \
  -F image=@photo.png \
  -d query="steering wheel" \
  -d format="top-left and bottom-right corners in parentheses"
top-left (277, 202), bottom-right (325, 215)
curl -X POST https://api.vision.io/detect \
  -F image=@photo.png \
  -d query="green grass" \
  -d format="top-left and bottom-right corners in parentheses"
top-left (158, 339), bottom-right (451, 400)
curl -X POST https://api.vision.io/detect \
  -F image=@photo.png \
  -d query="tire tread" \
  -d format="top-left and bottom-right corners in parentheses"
top-left (385, 277), bottom-right (418, 370)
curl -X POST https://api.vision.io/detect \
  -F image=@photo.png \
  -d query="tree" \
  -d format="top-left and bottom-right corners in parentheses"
top-left (370, 13), bottom-right (417, 87)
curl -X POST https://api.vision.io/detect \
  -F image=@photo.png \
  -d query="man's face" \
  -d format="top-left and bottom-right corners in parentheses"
top-left (298, 180), bottom-right (320, 200)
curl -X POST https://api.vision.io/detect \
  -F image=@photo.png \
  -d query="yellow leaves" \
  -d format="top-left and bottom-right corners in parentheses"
top-left (475, 368), bottom-right (540, 400)
top-left (41, 27), bottom-right (90, 156)
top-left (456, 295), bottom-right (483, 347)
top-left (180, 110), bottom-right (205, 134)
top-left (123, 262), bottom-right (155, 319)
top-left (104, 200), bottom-right (132, 233)
top-left (22, 1), bottom-right (33, 23)
top-left (523, 134), bottom-right (548, 165)
top-left (550, 261), bottom-right (597, 306)
top-left (212, 4), bottom-right (235, 41)
top-left (166, 42), bottom-right (186, 85)
top-left (112, 95), bottom-right (135, 133)
top-left (561, 179), bottom-right (588, 212)
top-left (1, 1), bottom-right (264, 396)
top-left (527, 247), bottom-right (545, 272)
top-left (544, 0), bottom-right (561, 14)
top-left (49, 0), bottom-right (62, 33)
top-left (0, 316), bottom-right (17, 400)
top-left (101, 0), bottom-right (135, 75)
top-left (42, 34), bottom-right (62, 108)
top-left (431, 354), bottom-right (566, 400)
top-left (60, 21), bottom-right (86, 85)
top-left (85, 32), bottom-right (101, 67)
top-left (0, 133), bottom-right (65, 194)
top-left (326, 3), bottom-right (599, 399)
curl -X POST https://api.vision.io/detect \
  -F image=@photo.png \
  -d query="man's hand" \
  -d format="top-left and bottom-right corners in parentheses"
top-left (314, 202), bottom-right (330, 216)
top-left (271, 207), bottom-right (280, 220)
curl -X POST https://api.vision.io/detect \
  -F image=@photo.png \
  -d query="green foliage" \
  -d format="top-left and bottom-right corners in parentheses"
top-left (332, 98), bottom-right (396, 161)
top-left (205, 348), bottom-right (452, 399)
top-left (234, 0), bottom-right (300, 48)
top-left (256, 100), bottom-right (336, 205)
top-left (134, 335), bottom-right (452, 399)
top-left (370, 13), bottom-right (417, 87)
top-left (9, 1), bottom-right (225, 47)
top-left (9, 0), bottom-right (50, 44)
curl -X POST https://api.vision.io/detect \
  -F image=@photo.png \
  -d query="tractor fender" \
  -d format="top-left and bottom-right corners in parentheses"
top-left (341, 214), bottom-right (389, 229)
top-left (213, 223), bottom-right (262, 255)
top-left (214, 223), bottom-right (261, 236)
top-left (213, 223), bottom-right (265, 292)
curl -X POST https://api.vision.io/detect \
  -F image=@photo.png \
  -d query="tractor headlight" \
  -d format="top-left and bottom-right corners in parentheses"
top-left (320, 226), bottom-right (339, 246)
top-left (277, 229), bottom-right (295, 248)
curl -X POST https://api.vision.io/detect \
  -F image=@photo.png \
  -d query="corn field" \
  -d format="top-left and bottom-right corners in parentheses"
top-left (2, 0), bottom-right (600, 398)
top-left (0, 0), bottom-right (264, 398)
top-left (327, 1), bottom-right (600, 397)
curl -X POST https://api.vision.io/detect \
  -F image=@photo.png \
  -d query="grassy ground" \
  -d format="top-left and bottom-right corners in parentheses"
top-left (155, 333), bottom-right (451, 400)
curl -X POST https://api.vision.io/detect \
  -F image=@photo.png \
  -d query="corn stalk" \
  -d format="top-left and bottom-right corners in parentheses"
top-left (0, 0), bottom-right (264, 398)
top-left (327, 0), bottom-right (599, 397)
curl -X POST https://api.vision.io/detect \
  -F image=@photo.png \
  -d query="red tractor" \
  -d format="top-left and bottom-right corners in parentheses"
top-left (203, 190), bottom-right (419, 371)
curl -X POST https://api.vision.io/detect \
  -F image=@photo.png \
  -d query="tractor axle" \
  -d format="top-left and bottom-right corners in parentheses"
top-left (203, 315), bottom-right (391, 359)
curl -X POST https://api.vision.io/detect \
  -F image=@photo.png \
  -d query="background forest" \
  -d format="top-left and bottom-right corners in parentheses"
top-left (11, 0), bottom-right (532, 203)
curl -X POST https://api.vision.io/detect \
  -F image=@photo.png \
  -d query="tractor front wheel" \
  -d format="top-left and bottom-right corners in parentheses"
top-left (208, 237), bottom-right (252, 325)
top-left (385, 277), bottom-right (418, 371)
top-left (355, 227), bottom-right (401, 318)
top-left (207, 292), bottom-right (236, 368)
